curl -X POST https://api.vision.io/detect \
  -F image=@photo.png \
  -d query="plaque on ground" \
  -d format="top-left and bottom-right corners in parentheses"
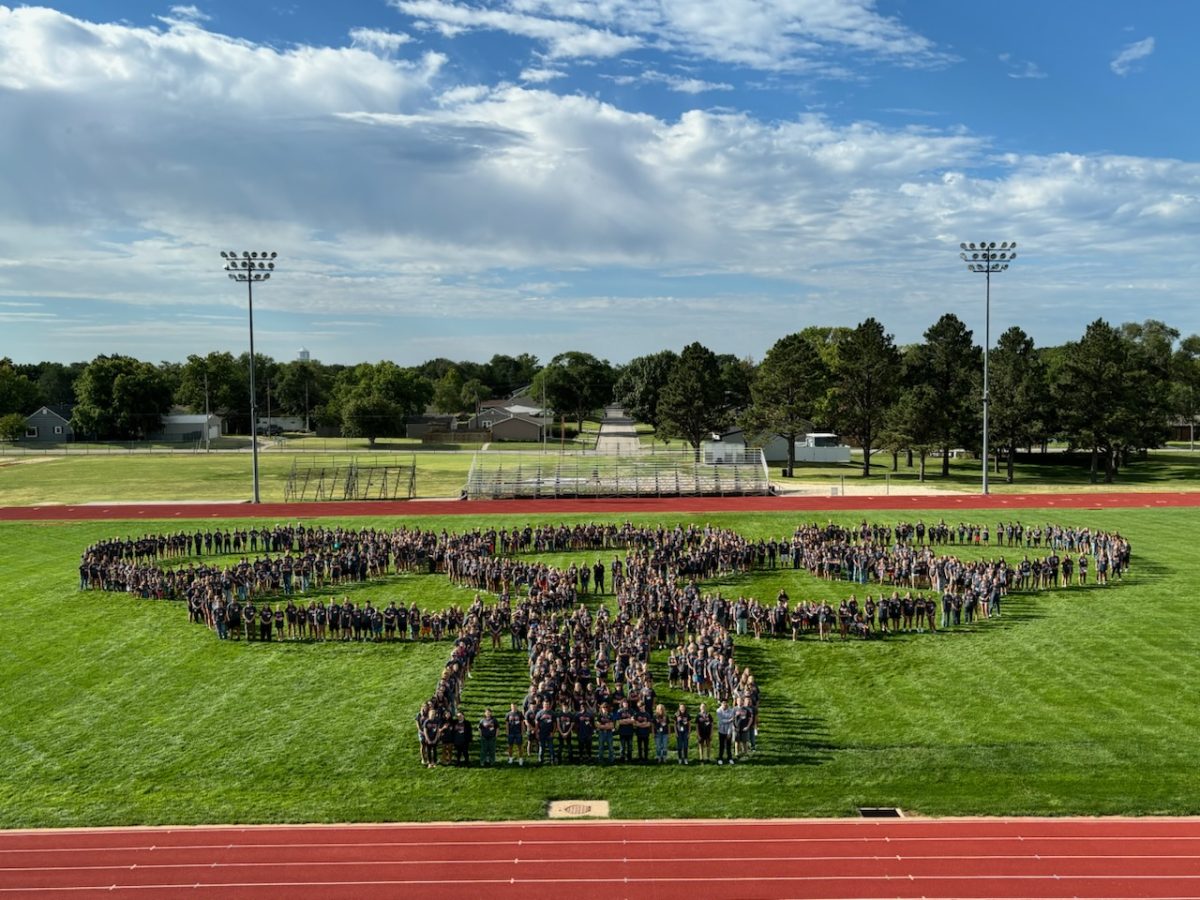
top-left (547, 800), bottom-right (610, 819)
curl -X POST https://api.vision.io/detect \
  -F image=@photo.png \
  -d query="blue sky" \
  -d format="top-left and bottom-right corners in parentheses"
top-left (0, 1), bottom-right (1197, 366)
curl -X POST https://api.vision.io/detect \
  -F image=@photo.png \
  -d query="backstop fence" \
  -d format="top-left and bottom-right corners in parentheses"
top-left (283, 455), bottom-right (416, 502)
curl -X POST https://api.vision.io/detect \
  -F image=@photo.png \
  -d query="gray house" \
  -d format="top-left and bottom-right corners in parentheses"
top-left (23, 406), bottom-right (74, 442)
top-left (490, 414), bottom-right (546, 442)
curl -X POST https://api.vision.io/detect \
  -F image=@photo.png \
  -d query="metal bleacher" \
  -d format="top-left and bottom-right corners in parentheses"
top-left (463, 449), bottom-right (769, 500)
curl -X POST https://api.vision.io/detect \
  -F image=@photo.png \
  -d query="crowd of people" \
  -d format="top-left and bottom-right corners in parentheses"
top-left (77, 518), bottom-right (1131, 767)
top-left (414, 589), bottom-right (761, 768)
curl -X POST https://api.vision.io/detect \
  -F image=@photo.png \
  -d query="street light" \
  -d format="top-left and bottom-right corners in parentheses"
top-left (959, 240), bottom-right (1017, 496)
top-left (221, 250), bottom-right (278, 504)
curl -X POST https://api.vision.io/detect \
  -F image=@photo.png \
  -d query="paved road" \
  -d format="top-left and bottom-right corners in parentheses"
top-left (593, 405), bottom-right (641, 456)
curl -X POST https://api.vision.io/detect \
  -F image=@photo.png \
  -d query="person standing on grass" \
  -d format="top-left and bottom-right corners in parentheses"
top-left (450, 712), bottom-right (472, 767)
top-left (243, 600), bottom-right (257, 641)
top-left (653, 704), bottom-right (670, 763)
top-left (633, 702), bottom-right (652, 763)
top-left (535, 700), bottom-right (556, 765)
top-left (596, 703), bottom-right (615, 764)
top-left (504, 703), bottom-right (525, 766)
top-left (696, 703), bottom-right (713, 763)
top-left (716, 700), bottom-right (736, 765)
top-left (576, 705), bottom-right (595, 763)
top-left (478, 708), bottom-right (498, 767)
top-left (733, 696), bottom-right (753, 758)
top-left (616, 701), bottom-right (635, 762)
top-left (420, 708), bottom-right (442, 769)
top-left (212, 597), bottom-right (227, 639)
top-left (555, 704), bottom-right (576, 764)
top-left (674, 703), bottom-right (691, 765)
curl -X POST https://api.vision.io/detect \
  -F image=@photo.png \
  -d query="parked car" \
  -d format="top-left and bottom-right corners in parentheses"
top-left (256, 424), bottom-right (284, 436)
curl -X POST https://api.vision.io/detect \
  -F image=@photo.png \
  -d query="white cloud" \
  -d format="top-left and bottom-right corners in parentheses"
top-left (0, 8), bottom-right (1196, 361)
top-left (393, 0), bottom-right (951, 71)
top-left (605, 68), bottom-right (733, 94)
top-left (519, 66), bottom-right (566, 83)
top-left (167, 5), bottom-right (210, 24)
top-left (999, 52), bottom-right (1046, 80)
top-left (1111, 36), bottom-right (1154, 76)
top-left (392, 0), bottom-right (640, 58)
top-left (349, 27), bottom-right (414, 53)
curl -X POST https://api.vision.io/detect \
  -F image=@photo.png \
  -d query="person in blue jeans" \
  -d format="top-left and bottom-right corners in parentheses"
top-left (596, 703), bottom-right (615, 763)
top-left (653, 704), bottom-right (670, 763)
top-left (674, 703), bottom-right (691, 765)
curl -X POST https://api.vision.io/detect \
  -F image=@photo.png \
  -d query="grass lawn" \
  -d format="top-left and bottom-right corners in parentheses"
top-left (780, 449), bottom-right (1200, 493)
top-left (0, 452), bottom-right (477, 505)
top-left (2, 507), bottom-right (1198, 827)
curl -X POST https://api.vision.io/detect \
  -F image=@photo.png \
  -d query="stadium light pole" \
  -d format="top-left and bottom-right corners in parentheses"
top-left (221, 250), bottom-right (278, 504)
top-left (959, 240), bottom-right (1017, 496)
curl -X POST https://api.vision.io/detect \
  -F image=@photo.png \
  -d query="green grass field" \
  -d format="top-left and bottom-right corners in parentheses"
top-left (0, 452), bottom-right (478, 504)
top-left (779, 450), bottom-right (1200, 492)
top-left (2, 507), bottom-right (1198, 828)
top-left (6, 447), bottom-right (1200, 507)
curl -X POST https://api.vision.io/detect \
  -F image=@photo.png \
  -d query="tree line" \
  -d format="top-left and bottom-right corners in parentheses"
top-left (2, 316), bottom-right (1197, 483)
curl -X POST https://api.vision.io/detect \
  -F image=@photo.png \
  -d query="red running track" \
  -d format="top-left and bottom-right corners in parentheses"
top-left (3, 818), bottom-right (1200, 899)
top-left (2, 491), bottom-right (1199, 521)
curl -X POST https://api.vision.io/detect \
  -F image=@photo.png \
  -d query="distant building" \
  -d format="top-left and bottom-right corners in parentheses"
top-left (298, 347), bottom-right (311, 362)
top-left (256, 415), bottom-right (305, 433)
top-left (704, 428), bottom-right (850, 464)
top-left (405, 414), bottom-right (457, 439)
top-left (489, 414), bottom-right (547, 442)
top-left (152, 414), bottom-right (223, 442)
top-left (21, 406), bottom-right (74, 442)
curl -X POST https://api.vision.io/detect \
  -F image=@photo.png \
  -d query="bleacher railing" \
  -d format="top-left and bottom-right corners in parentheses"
top-left (464, 449), bottom-right (769, 500)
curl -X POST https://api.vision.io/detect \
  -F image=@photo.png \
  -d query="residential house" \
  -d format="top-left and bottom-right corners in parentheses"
top-left (489, 414), bottom-right (547, 443)
top-left (21, 406), bottom-right (74, 442)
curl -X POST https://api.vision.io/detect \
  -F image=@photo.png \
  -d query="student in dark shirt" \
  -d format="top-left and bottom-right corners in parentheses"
top-left (576, 707), bottom-right (595, 762)
top-left (505, 703), bottom-right (526, 766)
top-left (733, 698), bottom-right (753, 758)
top-left (695, 702), bottom-right (713, 763)
top-left (633, 703), bottom-right (652, 763)
top-left (450, 712), bottom-right (472, 767)
top-left (653, 704), bottom-right (670, 763)
top-left (595, 703), bottom-right (615, 764)
top-left (674, 703), bottom-right (692, 765)
top-left (244, 601), bottom-right (258, 641)
top-left (535, 701), bottom-right (556, 765)
top-left (616, 703), bottom-right (635, 762)
top-left (555, 706), bottom-right (576, 764)
top-left (478, 708), bottom-right (498, 767)
top-left (420, 711), bottom-right (443, 769)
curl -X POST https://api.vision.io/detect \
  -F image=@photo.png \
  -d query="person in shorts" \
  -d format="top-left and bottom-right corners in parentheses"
top-left (505, 702), bottom-right (526, 766)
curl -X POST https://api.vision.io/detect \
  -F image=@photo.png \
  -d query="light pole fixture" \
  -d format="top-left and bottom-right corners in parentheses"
top-left (221, 250), bottom-right (278, 504)
top-left (959, 240), bottom-right (1017, 496)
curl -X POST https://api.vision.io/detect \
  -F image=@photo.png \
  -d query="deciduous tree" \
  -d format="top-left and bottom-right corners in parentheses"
top-left (830, 318), bottom-right (901, 477)
top-left (657, 342), bottom-right (729, 453)
top-left (613, 350), bottom-right (678, 428)
top-left (72, 355), bottom-right (172, 440)
top-left (741, 333), bottom-right (829, 476)
top-left (988, 326), bottom-right (1049, 483)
